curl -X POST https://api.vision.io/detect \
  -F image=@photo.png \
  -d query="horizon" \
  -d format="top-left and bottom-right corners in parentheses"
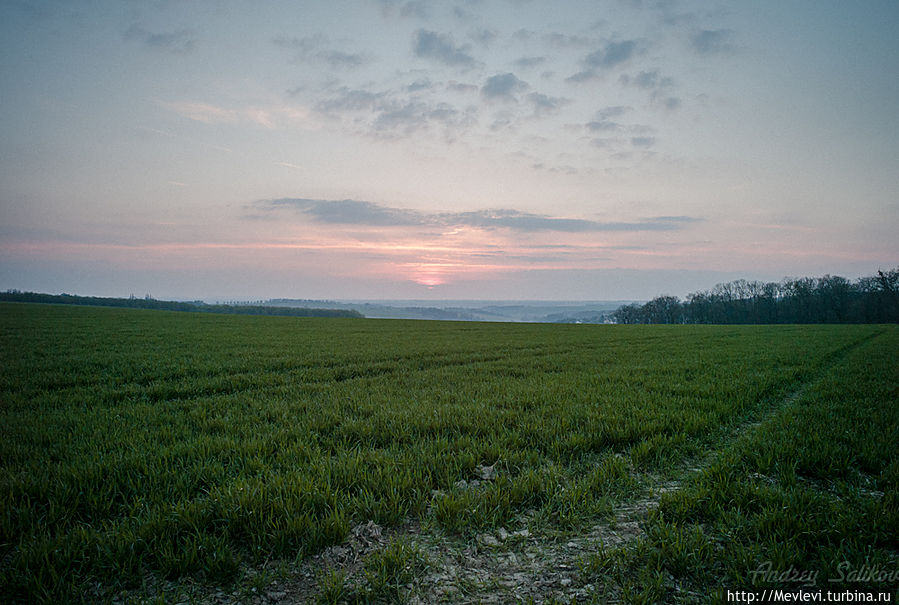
top-left (8, 262), bottom-right (896, 309)
top-left (2, 1), bottom-right (897, 300)
top-left (5, 265), bottom-right (894, 305)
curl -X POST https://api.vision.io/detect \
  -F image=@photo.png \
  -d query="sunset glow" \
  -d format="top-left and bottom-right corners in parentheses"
top-left (1, 1), bottom-right (896, 300)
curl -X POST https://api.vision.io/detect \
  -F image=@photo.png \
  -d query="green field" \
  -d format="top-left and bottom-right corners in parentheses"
top-left (1, 303), bottom-right (896, 603)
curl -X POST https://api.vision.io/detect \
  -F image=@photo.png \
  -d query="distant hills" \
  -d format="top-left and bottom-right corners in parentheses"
top-left (0, 291), bottom-right (362, 319)
top-left (1, 291), bottom-right (639, 323)
top-left (266, 298), bottom-right (635, 323)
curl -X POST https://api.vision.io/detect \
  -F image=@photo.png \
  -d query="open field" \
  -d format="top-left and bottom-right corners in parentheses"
top-left (1, 303), bottom-right (896, 603)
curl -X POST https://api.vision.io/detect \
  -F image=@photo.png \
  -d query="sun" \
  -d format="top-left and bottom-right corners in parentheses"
top-left (407, 262), bottom-right (452, 287)
top-left (412, 274), bottom-right (446, 287)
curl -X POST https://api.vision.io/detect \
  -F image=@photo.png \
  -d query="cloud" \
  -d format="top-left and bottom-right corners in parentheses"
top-left (372, 101), bottom-right (474, 136)
top-left (255, 198), bottom-right (701, 232)
top-left (512, 28), bottom-right (537, 43)
top-left (661, 96), bottom-right (682, 110)
top-left (621, 0), bottom-right (698, 28)
top-left (451, 209), bottom-right (608, 232)
top-left (452, 5), bottom-right (477, 23)
top-left (447, 81), bottom-right (478, 94)
top-left (162, 101), bottom-right (312, 129)
top-left (620, 69), bottom-right (673, 90)
top-left (513, 56), bottom-right (546, 69)
top-left (631, 136), bottom-right (656, 148)
top-left (481, 73), bottom-right (529, 101)
top-left (413, 30), bottom-right (476, 67)
top-left (310, 84), bottom-right (475, 138)
top-left (544, 32), bottom-right (592, 48)
top-left (690, 29), bottom-right (735, 55)
top-left (567, 39), bottom-right (641, 82)
top-left (315, 87), bottom-right (388, 113)
top-left (585, 40), bottom-right (639, 69)
top-left (265, 199), bottom-right (422, 226)
top-left (586, 120), bottom-right (622, 132)
top-left (399, 0), bottom-right (430, 19)
top-left (527, 92), bottom-right (569, 116)
top-left (596, 105), bottom-right (630, 119)
top-left (583, 106), bottom-right (657, 151)
top-left (585, 106), bottom-right (635, 132)
top-left (468, 28), bottom-right (498, 47)
top-left (407, 78), bottom-right (433, 92)
top-left (375, 0), bottom-right (431, 19)
top-left (650, 215), bottom-right (703, 223)
top-left (619, 70), bottom-right (681, 109)
top-left (588, 106), bottom-right (630, 130)
top-left (161, 101), bottom-right (237, 124)
top-left (125, 25), bottom-right (195, 54)
top-left (273, 35), bottom-right (369, 69)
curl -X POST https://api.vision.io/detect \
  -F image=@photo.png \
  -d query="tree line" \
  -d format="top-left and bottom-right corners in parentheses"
top-left (612, 268), bottom-right (899, 324)
top-left (0, 291), bottom-right (363, 319)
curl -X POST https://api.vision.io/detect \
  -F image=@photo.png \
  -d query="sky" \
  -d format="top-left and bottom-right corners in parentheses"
top-left (1, 0), bottom-right (897, 301)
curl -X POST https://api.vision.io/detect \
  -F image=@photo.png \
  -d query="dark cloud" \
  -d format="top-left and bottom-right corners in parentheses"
top-left (256, 198), bottom-right (700, 232)
top-left (620, 69), bottom-right (673, 90)
top-left (585, 106), bottom-right (630, 132)
top-left (125, 25), bottom-right (195, 54)
top-left (586, 120), bottom-right (622, 133)
top-left (584, 107), bottom-right (656, 152)
top-left (469, 28), bottom-right (498, 47)
top-left (481, 73), bottom-right (529, 101)
top-left (447, 80), bottom-right (478, 94)
top-left (315, 87), bottom-right (387, 113)
top-left (567, 39), bottom-right (640, 82)
top-left (527, 92), bottom-right (569, 116)
top-left (595, 106), bottom-right (630, 120)
top-left (690, 29), bottom-right (735, 55)
top-left (620, 70), bottom-right (681, 109)
top-left (585, 40), bottom-right (639, 69)
top-left (320, 50), bottom-right (369, 69)
top-left (452, 209), bottom-right (602, 232)
top-left (372, 101), bottom-right (473, 136)
top-left (513, 56), bottom-right (546, 69)
top-left (273, 35), bottom-right (369, 69)
top-left (661, 96), bottom-right (682, 110)
top-left (566, 70), bottom-right (594, 84)
top-left (407, 78), bottom-right (433, 92)
top-left (266, 198), bottom-right (422, 226)
top-left (311, 83), bottom-right (475, 139)
top-left (412, 30), bottom-right (476, 67)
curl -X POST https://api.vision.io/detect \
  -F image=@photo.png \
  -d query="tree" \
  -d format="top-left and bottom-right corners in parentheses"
top-left (610, 268), bottom-right (898, 325)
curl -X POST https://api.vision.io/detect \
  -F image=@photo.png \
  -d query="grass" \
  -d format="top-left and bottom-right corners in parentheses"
top-left (580, 328), bottom-right (898, 602)
top-left (0, 302), bottom-right (895, 603)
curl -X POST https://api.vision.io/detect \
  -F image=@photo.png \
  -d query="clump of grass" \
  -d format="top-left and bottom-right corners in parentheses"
top-left (345, 538), bottom-right (429, 603)
top-left (316, 567), bottom-right (348, 605)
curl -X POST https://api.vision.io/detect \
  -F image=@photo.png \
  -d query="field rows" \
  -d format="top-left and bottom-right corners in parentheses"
top-left (584, 326), bottom-right (898, 602)
top-left (0, 303), bottom-right (895, 603)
